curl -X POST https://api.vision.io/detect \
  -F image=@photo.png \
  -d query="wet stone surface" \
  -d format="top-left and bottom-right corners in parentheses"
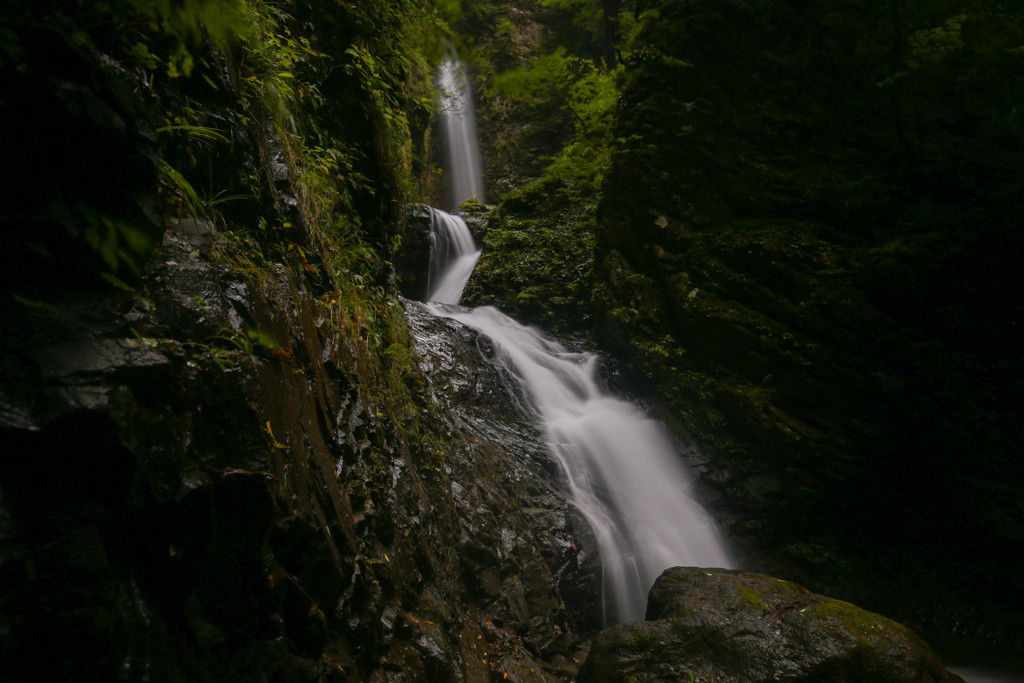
top-left (0, 224), bottom-right (601, 682)
top-left (403, 299), bottom-right (603, 634)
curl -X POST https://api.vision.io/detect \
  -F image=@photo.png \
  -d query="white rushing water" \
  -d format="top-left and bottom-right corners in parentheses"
top-left (426, 208), bottom-right (481, 305)
top-left (425, 54), bottom-right (731, 624)
top-left (422, 214), bottom-right (731, 623)
top-left (436, 58), bottom-right (485, 208)
top-left (430, 299), bottom-right (734, 624)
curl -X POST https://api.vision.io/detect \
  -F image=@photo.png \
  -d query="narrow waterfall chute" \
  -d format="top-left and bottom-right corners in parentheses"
top-left (426, 207), bottom-right (481, 305)
top-left (436, 57), bottom-right (485, 208)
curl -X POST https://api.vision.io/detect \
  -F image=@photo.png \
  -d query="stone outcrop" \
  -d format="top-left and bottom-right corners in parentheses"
top-left (0, 220), bottom-right (598, 681)
top-left (394, 204), bottom-right (491, 303)
top-left (579, 567), bottom-right (964, 683)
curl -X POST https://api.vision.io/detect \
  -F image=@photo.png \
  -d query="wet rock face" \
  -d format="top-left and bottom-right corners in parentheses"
top-left (403, 300), bottom-right (602, 635)
top-left (393, 204), bottom-right (435, 300)
top-left (579, 567), bottom-right (965, 683)
top-left (0, 223), bottom-right (599, 681)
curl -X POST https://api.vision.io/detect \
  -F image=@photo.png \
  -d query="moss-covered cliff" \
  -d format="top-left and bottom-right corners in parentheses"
top-left (455, 0), bottom-right (615, 332)
top-left (442, 0), bottom-right (1024, 648)
top-left (3, 0), bottom-right (1023, 676)
top-left (590, 0), bottom-right (1024, 643)
top-left (0, 2), bottom-right (598, 680)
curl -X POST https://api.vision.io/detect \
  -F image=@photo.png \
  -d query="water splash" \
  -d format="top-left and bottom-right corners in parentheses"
top-left (436, 58), bottom-right (485, 208)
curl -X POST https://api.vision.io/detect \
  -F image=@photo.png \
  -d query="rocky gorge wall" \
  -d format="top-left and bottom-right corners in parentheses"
top-left (0, 0), bottom-right (1017, 679)
top-left (0, 2), bottom-right (602, 679)
top-left (591, 0), bottom-right (1024, 646)
top-left (446, 0), bottom-right (1024, 653)
top-left (0, 220), bottom-right (599, 681)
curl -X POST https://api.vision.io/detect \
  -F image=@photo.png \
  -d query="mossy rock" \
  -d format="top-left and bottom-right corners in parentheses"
top-left (579, 567), bottom-right (964, 683)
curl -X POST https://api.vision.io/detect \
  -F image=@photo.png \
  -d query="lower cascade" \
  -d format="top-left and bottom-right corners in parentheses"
top-left (419, 207), bottom-right (733, 624)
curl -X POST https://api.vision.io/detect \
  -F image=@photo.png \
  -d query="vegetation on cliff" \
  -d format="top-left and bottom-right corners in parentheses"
top-left (0, 1), bottom-right (599, 680)
top-left (452, 0), bottom-right (1024, 646)
top-left (456, 0), bottom-right (623, 331)
top-left (590, 0), bottom-right (1024, 642)
top-left (1, 0), bottom-right (451, 292)
top-left (3, 0), bottom-right (1023, 677)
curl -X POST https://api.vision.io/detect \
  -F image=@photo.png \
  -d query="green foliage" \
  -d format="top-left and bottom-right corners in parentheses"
top-left (48, 201), bottom-right (157, 277)
top-left (206, 327), bottom-right (281, 360)
top-left (906, 13), bottom-right (967, 66)
top-left (460, 0), bottom-right (628, 328)
top-left (235, 1), bottom-right (329, 139)
top-left (158, 159), bottom-right (206, 219)
top-left (491, 47), bottom-right (577, 100)
top-left (89, 0), bottom-right (250, 77)
top-left (615, 7), bottom-right (660, 57)
top-left (344, 41), bottom-right (413, 163)
top-left (490, 45), bottom-right (619, 192)
top-left (879, 13), bottom-right (967, 86)
top-left (541, 0), bottom-right (604, 33)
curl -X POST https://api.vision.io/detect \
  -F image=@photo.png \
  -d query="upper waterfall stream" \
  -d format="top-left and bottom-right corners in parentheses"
top-left (437, 58), bottom-right (485, 208)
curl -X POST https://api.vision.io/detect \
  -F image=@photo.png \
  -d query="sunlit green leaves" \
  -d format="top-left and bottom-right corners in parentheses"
top-left (490, 45), bottom-right (620, 194)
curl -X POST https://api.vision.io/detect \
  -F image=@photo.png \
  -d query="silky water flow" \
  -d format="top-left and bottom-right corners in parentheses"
top-left (436, 57), bottom-right (485, 209)
top-left (416, 56), bottom-right (1024, 683)
top-left (421, 57), bottom-right (733, 625)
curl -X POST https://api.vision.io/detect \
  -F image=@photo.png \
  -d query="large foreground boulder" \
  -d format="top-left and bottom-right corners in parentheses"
top-left (579, 567), bottom-right (963, 683)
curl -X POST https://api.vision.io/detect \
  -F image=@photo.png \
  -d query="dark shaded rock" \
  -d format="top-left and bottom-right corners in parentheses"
top-left (460, 178), bottom-right (596, 335)
top-left (579, 567), bottom-right (964, 683)
top-left (591, 0), bottom-right (1024, 644)
top-left (403, 299), bottom-right (602, 638)
top-left (393, 204), bottom-right (435, 301)
top-left (0, 220), bottom-right (600, 681)
top-left (455, 203), bottom-right (491, 239)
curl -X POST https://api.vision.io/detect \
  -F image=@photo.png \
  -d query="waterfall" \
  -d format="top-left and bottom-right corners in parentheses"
top-left (422, 51), bottom-right (731, 625)
top-left (432, 301), bottom-right (734, 624)
top-left (426, 207), bottom-right (481, 305)
top-left (436, 58), bottom-right (485, 208)
top-left (420, 211), bottom-right (733, 625)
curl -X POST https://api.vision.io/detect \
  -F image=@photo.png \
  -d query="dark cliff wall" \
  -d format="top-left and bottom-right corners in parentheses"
top-left (418, 0), bottom-right (1023, 644)
top-left (439, 0), bottom-right (1023, 644)
top-left (592, 0), bottom-right (1024, 643)
top-left (0, 2), bottom-right (596, 680)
